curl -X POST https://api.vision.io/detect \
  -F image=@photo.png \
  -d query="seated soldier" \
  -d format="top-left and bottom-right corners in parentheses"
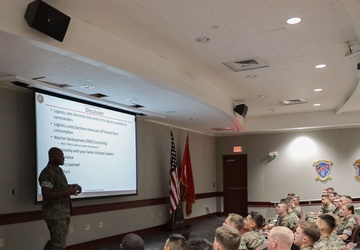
top-left (313, 214), bottom-right (345, 250)
top-left (332, 197), bottom-right (342, 219)
top-left (264, 202), bottom-right (296, 232)
top-left (337, 204), bottom-right (357, 242)
top-left (320, 195), bottom-right (335, 214)
top-left (239, 211), bottom-right (267, 250)
top-left (293, 195), bottom-right (305, 220)
top-left (285, 199), bottom-right (300, 230)
top-left (294, 221), bottom-right (320, 249)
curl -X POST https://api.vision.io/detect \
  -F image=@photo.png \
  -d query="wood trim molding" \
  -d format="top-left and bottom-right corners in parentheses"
top-left (0, 192), bottom-right (220, 226)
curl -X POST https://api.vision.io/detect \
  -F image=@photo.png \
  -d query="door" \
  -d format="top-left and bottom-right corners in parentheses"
top-left (223, 154), bottom-right (248, 216)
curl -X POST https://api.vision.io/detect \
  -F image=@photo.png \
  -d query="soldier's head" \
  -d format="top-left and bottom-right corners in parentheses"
top-left (316, 214), bottom-right (336, 235)
top-left (294, 221), bottom-right (320, 247)
top-left (121, 233), bottom-right (144, 250)
top-left (214, 225), bottom-right (240, 250)
top-left (48, 147), bottom-right (64, 166)
top-left (276, 203), bottom-right (288, 217)
top-left (185, 237), bottom-right (212, 250)
top-left (292, 195), bottom-right (300, 205)
top-left (339, 195), bottom-right (352, 206)
top-left (267, 226), bottom-right (293, 250)
top-left (164, 234), bottom-right (185, 250)
top-left (333, 197), bottom-right (341, 208)
top-left (244, 211), bottom-right (264, 230)
top-left (321, 195), bottom-right (331, 205)
top-left (341, 204), bottom-right (355, 217)
top-left (223, 213), bottom-right (244, 232)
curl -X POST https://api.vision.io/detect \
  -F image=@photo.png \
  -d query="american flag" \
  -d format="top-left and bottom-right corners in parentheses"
top-left (169, 131), bottom-right (180, 213)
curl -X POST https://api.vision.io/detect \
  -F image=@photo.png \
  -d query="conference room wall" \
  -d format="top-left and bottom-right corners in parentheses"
top-left (0, 86), bottom-right (218, 249)
top-left (216, 128), bottom-right (360, 209)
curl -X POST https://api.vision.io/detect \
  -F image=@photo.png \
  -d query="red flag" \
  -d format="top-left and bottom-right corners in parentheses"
top-left (169, 131), bottom-right (180, 214)
top-left (180, 136), bottom-right (195, 216)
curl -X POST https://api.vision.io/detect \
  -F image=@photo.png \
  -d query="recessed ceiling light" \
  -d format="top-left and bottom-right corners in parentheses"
top-left (313, 103), bottom-right (321, 106)
top-left (313, 88), bottom-right (323, 92)
top-left (80, 84), bottom-right (94, 89)
top-left (86, 78), bottom-right (93, 82)
top-left (315, 64), bottom-right (326, 69)
top-left (195, 36), bottom-right (211, 43)
top-left (258, 94), bottom-right (267, 98)
top-left (166, 110), bottom-right (175, 114)
top-left (287, 17), bottom-right (301, 24)
top-left (127, 98), bottom-right (137, 102)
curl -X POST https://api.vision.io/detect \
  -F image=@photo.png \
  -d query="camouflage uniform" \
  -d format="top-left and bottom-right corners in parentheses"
top-left (276, 214), bottom-right (297, 231)
top-left (238, 229), bottom-right (267, 250)
top-left (312, 234), bottom-right (345, 250)
top-left (293, 205), bottom-right (302, 218)
top-left (301, 246), bottom-right (314, 250)
top-left (332, 207), bottom-right (342, 218)
top-left (288, 211), bottom-right (300, 228)
top-left (337, 216), bottom-right (356, 237)
top-left (39, 164), bottom-right (71, 250)
top-left (321, 203), bottom-right (335, 214)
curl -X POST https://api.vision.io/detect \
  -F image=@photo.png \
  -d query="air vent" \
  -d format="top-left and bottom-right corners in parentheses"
top-left (130, 104), bottom-right (144, 109)
top-left (224, 57), bottom-right (269, 72)
top-left (89, 93), bottom-right (108, 98)
top-left (11, 81), bottom-right (30, 88)
top-left (280, 99), bottom-right (307, 105)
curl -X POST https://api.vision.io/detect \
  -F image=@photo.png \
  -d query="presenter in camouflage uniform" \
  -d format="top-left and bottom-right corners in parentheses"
top-left (38, 147), bottom-right (81, 250)
top-left (239, 211), bottom-right (267, 250)
top-left (313, 214), bottom-right (345, 250)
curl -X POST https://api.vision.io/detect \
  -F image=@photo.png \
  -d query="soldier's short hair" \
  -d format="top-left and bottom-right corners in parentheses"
top-left (185, 236), bottom-right (212, 250)
top-left (343, 204), bottom-right (355, 214)
top-left (298, 221), bottom-right (320, 244)
top-left (227, 213), bottom-right (244, 231)
top-left (248, 211), bottom-right (265, 228)
top-left (121, 233), bottom-right (144, 250)
top-left (215, 225), bottom-right (240, 250)
top-left (318, 214), bottom-right (336, 233)
top-left (167, 234), bottom-right (186, 250)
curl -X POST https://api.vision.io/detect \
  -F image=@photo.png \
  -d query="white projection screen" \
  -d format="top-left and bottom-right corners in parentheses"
top-left (35, 90), bottom-right (137, 201)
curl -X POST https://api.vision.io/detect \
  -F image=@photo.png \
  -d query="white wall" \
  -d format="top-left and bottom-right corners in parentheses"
top-left (217, 129), bottom-right (360, 204)
top-left (0, 86), bottom-right (217, 250)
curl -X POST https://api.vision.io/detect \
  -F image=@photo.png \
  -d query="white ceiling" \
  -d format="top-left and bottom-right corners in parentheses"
top-left (1, 0), bottom-right (360, 135)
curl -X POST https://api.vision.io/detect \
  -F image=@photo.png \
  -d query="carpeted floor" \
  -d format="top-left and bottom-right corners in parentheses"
top-left (97, 215), bottom-right (224, 250)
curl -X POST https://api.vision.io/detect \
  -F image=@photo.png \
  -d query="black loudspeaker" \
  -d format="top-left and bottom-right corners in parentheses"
top-left (234, 104), bottom-right (248, 118)
top-left (24, 0), bottom-right (71, 42)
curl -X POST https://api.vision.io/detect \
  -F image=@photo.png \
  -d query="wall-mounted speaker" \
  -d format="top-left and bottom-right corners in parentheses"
top-left (234, 104), bottom-right (248, 118)
top-left (24, 0), bottom-right (71, 42)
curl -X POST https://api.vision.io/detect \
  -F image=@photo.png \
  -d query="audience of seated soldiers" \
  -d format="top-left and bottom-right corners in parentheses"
top-left (238, 211), bottom-right (267, 250)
